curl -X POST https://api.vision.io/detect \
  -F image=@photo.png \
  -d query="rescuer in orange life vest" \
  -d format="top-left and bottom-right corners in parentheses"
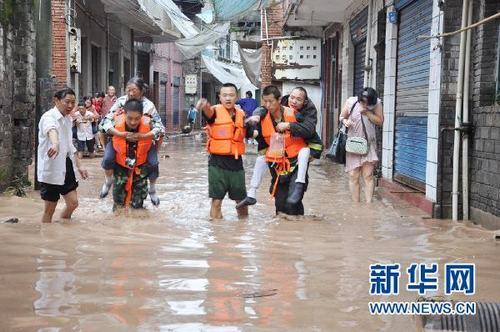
top-left (111, 98), bottom-right (154, 211)
top-left (245, 85), bottom-right (310, 215)
top-left (196, 83), bottom-right (249, 219)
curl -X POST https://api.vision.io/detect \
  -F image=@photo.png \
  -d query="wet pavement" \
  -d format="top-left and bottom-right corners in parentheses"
top-left (1, 134), bottom-right (499, 331)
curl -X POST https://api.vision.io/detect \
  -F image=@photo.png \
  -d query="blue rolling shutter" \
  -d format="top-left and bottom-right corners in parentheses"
top-left (350, 7), bottom-right (368, 95)
top-left (394, 0), bottom-right (432, 190)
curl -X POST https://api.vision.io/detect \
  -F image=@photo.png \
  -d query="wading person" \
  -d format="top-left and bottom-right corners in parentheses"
top-left (99, 77), bottom-right (165, 206)
top-left (340, 87), bottom-right (383, 203)
top-left (73, 101), bottom-right (96, 159)
top-left (237, 86), bottom-right (322, 209)
top-left (111, 99), bottom-right (154, 211)
top-left (37, 88), bottom-right (89, 223)
top-left (245, 85), bottom-right (309, 215)
top-left (196, 83), bottom-right (248, 219)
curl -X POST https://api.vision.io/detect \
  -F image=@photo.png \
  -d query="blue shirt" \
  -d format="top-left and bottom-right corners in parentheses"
top-left (237, 98), bottom-right (258, 117)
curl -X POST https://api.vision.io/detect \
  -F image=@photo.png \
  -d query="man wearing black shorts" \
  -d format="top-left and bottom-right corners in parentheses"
top-left (37, 88), bottom-right (88, 223)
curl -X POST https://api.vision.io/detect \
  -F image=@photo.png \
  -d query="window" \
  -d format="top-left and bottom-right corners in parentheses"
top-left (307, 46), bottom-right (310, 50)
top-left (275, 55), bottom-right (279, 60)
top-left (306, 55), bottom-right (310, 59)
top-left (313, 46), bottom-right (317, 50)
top-left (300, 55), bottom-right (304, 59)
top-left (300, 46), bottom-right (304, 50)
top-left (91, 45), bottom-right (101, 93)
top-left (289, 46), bottom-right (293, 50)
top-left (313, 55), bottom-right (317, 59)
top-left (289, 55), bottom-right (293, 60)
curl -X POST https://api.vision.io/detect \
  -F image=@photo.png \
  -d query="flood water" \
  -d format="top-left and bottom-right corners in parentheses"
top-left (1, 134), bottom-right (499, 331)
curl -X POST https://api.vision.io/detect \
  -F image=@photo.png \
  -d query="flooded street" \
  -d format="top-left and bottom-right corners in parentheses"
top-left (1, 135), bottom-right (499, 331)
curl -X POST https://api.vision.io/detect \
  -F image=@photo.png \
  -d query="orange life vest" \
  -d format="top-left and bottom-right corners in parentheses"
top-left (112, 115), bottom-right (153, 207)
top-left (261, 106), bottom-right (308, 197)
top-left (206, 105), bottom-right (245, 159)
top-left (261, 106), bottom-right (307, 162)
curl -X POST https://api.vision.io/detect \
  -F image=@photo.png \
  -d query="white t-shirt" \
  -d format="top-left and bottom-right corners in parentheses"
top-left (73, 110), bottom-right (95, 141)
top-left (37, 107), bottom-right (78, 185)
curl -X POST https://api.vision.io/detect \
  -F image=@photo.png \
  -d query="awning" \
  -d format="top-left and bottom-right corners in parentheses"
top-left (101, 0), bottom-right (181, 42)
top-left (285, 0), bottom-right (352, 26)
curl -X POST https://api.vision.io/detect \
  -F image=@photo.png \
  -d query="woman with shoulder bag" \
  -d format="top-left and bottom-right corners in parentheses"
top-left (339, 87), bottom-right (384, 203)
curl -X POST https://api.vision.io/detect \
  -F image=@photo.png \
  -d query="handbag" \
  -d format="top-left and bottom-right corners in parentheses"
top-left (345, 105), bottom-right (370, 155)
top-left (326, 126), bottom-right (347, 164)
top-left (326, 101), bottom-right (358, 164)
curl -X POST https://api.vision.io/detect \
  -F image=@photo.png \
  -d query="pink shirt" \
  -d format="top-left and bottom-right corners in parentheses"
top-left (101, 95), bottom-right (117, 118)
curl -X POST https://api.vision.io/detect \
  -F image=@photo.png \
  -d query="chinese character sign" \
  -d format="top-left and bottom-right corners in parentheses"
top-left (369, 263), bottom-right (475, 296)
top-left (445, 264), bottom-right (475, 295)
top-left (370, 264), bottom-right (401, 295)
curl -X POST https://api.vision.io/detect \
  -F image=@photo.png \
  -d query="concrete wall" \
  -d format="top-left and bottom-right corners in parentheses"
top-left (75, 0), bottom-right (108, 98)
top-left (0, 0), bottom-right (36, 189)
top-left (467, 0), bottom-right (500, 227)
top-left (152, 43), bottom-right (185, 132)
top-left (436, 0), bottom-right (499, 227)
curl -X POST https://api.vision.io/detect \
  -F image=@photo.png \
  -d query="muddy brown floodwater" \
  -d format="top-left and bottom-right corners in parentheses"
top-left (1, 134), bottom-right (499, 331)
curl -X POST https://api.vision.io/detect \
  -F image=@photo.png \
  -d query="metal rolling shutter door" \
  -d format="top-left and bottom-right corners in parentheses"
top-left (394, 0), bottom-right (432, 190)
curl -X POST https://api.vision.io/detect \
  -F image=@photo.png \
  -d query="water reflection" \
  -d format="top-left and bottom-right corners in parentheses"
top-left (0, 136), bottom-right (498, 331)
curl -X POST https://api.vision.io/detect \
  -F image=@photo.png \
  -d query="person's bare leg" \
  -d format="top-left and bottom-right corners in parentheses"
top-left (235, 201), bottom-right (248, 219)
top-left (77, 151), bottom-right (83, 159)
top-left (60, 190), bottom-right (79, 219)
top-left (42, 201), bottom-right (58, 223)
top-left (349, 168), bottom-right (361, 203)
top-left (362, 162), bottom-right (375, 203)
top-left (98, 132), bottom-right (106, 149)
top-left (210, 199), bottom-right (223, 219)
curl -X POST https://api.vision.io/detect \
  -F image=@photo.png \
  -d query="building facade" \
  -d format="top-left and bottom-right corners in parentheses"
top-left (280, 0), bottom-right (500, 228)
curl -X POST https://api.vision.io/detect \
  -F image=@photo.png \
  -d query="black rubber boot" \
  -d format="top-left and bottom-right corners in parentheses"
top-left (286, 182), bottom-right (305, 205)
top-left (235, 197), bottom-right (257, 209)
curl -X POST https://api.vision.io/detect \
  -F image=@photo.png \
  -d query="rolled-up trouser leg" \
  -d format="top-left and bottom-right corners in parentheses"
top-left (101, 141), bottom-right (116, 170)
top-left (296, 147), bottom-right (310, 183)
top-left (248, 154), bottom-right (267, 198)
top-left (147, 145), bottom-right (159, 181)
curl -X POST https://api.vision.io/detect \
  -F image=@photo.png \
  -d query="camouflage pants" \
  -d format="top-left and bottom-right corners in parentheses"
top-left (113, 165), bottom-right (149, 209)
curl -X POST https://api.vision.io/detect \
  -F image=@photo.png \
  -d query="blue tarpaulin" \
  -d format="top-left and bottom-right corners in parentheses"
top-left (213, 0), bottom-right (269, 21)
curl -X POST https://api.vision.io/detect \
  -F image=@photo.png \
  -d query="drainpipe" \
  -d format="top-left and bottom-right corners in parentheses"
top-left (452, 0), bottom-right (470, 221)
top-left (461, 0), bottom-right (473, 220)
top-left (364, 0), bottom-right (373, 87)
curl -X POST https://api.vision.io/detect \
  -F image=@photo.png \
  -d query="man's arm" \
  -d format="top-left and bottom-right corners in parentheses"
top-left (246, 106), bottom-right (267, 124)
top-left (196, 98), bottom-right (217, 121)
top-left (147, 105), bottom-right (165, 140)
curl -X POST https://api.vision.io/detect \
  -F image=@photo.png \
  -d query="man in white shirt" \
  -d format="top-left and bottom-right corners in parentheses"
top-left (37, 88), bottom-right (89, 223)
top-left (73, 101), bottom-right (96, 158)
